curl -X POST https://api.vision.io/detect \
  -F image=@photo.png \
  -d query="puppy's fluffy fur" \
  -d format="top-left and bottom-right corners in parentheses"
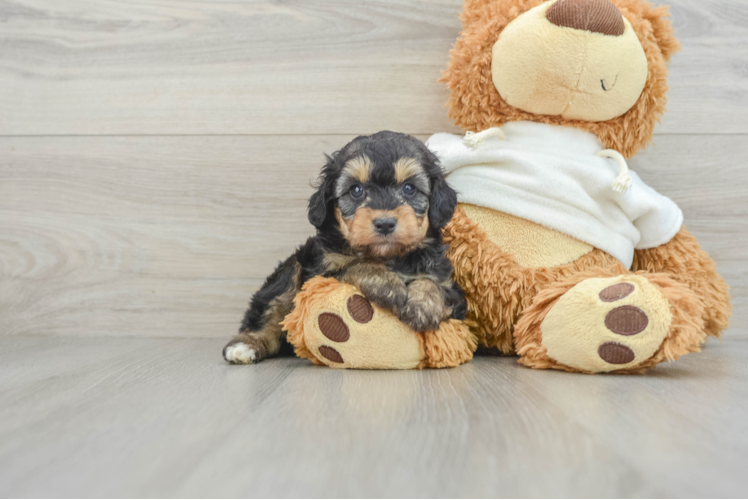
top-left (223, 131), bottom-right (466, 364)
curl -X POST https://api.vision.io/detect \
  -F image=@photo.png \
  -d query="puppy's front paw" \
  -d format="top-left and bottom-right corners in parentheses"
top-left (223, 342), bottom-right (257, 364)
top-left (400, 279), bottom-right (447, 332)
top-left (400, 301), bottom-right (443, 332)
top-left (358, 280), bottom-right (408, 315)
top-left (223, 336), bottom-right (265, 365)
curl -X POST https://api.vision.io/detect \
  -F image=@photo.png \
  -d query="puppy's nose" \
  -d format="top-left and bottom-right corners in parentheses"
top-left (373, 217), bottom-right (397, 236)
top-left (546, 0), bottom-right (625, 36)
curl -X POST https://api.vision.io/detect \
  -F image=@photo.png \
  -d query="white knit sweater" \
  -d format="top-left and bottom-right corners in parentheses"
top-left (426, 121), bottom-right (683, 269)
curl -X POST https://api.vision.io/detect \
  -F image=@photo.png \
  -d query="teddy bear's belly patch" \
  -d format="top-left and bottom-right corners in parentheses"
top-left (460, 204), bottom-right (593, 268)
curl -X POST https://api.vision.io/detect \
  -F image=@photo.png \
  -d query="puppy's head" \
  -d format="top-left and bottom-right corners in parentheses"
top-left (308, 131), bottom-right (457, 258)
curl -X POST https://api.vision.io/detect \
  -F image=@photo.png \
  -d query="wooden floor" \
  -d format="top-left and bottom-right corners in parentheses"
top-left (0, 336), bottom-right (747, 498)
top-left (1, 0), bottom-right (747, 497)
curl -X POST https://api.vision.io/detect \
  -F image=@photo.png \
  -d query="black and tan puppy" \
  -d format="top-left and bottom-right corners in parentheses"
top-left (223, 131), bottom-right (466, 365)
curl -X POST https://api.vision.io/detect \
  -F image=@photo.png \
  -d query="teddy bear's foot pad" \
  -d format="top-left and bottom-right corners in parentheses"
top-left (284, 278), bottom-right (426, 369)
top-left (314, 296), bottom-right (378, 365)
top-left (282, 277), bottom-right (476, 369)
top-left (540, 276), bottom-right (672, 372)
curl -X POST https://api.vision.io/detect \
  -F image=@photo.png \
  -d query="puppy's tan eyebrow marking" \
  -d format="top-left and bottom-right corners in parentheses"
top-left (343, 155), bottom-right (372, 184)
top-left (394, 157), bottom-right (423, 184)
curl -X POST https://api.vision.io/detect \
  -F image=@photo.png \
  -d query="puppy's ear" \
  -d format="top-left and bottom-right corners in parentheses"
top-left (308, 154), bottom-right (338, 229)
top-left (428, 174), bottom-right (458, 230)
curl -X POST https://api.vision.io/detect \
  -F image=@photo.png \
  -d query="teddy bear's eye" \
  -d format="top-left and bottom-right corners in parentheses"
top-left (349, 184), bottom-right (365, 199)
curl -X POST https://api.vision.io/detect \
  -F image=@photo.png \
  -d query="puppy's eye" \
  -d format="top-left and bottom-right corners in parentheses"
top-left (402, 183), bottom-right (416, 196)
top-left (349, 184), bottom-right (365, 199)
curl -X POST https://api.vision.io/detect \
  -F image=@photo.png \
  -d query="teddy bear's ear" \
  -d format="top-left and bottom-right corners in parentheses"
top-left (460, 0), bottom-right (540, 29)
top-left (459, 0), bottom-right (487, 26)
top-left (640, 3), bottom-right (680, 61)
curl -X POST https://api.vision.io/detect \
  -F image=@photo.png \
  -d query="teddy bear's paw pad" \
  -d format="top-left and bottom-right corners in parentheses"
top-left (347, 295), bottom-right (374, 323)
top-left (318, 313), bottom-right (351, 343)
top-left (599, 282), bottom-right (635, 302)
top-left (597, 342), bottom-right (635, 364)
top-left (223, 342), bottom-right (257, 364)
top-left (604, 305), bottom-right (649, 336)
top-left (318, 345), bottom-right (345, 364)
top-left (540, 276), bottom-right (672, 372)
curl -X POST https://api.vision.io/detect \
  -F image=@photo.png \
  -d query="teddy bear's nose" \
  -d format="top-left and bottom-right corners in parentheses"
top-left (546, 0), bottom-right (625, 36)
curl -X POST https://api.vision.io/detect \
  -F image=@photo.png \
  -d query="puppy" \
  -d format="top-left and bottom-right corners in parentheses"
top-left (223, 131), bottom-right (467, 365)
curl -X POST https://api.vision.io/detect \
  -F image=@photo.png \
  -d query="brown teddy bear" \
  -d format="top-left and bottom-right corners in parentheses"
top-left (284, 0), bottom-right (732, 373)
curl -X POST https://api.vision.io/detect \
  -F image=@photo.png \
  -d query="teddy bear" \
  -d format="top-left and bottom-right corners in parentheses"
top-left (283, 0), bottom-right (732, 373)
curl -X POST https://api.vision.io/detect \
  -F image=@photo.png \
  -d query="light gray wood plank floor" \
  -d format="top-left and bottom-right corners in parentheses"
top-left (1, 336), bottom-right (747, 498)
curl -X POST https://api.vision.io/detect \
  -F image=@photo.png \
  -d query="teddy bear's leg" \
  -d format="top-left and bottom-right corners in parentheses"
top-left (281, 276), bottom-right (476, 369)
top-left (632, 227), bottom-right (732, 338)
top-left (514, 271), bottom-right (706, 373)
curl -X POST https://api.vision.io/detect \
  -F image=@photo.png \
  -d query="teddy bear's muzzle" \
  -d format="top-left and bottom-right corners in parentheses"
top-left (490, 0), bottom-right (649, 122)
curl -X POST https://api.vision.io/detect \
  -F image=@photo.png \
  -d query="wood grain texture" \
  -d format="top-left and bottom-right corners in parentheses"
top-left (1, 134), bottom-right (745, 339)
top-left (0, 135), bottom-right (325, 338)
top-left (0, 336), bottom-right (746, 498)
top-left (1, 0), bottom-right (747, 136)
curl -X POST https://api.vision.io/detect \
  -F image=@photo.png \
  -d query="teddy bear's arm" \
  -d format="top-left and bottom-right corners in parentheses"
top-left (632, 226), bottom-right (731, 337)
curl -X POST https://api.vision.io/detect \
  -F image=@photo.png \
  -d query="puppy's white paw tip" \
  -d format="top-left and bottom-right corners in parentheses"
top-left (224, 343), bottom-right (257, 364)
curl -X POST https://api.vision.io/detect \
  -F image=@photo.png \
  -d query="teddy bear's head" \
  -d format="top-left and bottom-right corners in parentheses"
top-left (441, 0), bottom-right (680, 157)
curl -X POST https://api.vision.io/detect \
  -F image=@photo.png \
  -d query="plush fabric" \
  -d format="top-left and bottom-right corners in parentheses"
top-left (441, 0), bottom-right (680, 158)
top-left (427, 121), bottom-right (683, 268)
top-left (444, 198), bottom-right (729, 372)
top-left (515, 270), bottom-right (707, 374)
top-left (444, 205), bottom-right (624, 356)
top-left (461, 204), bottom-right (593, 267)
top-left (537, 275), bottom-right (674, 372)
top-left (432, 0), bottom-right (732, 374)
top-left (491, 0), bottom-right (648, 121)
top-left (418, 318), bottom-right (479, 369)
top-left (632, 226), bottom-right (733, 338)
top-left (282, 276), bottom-right (476, 370)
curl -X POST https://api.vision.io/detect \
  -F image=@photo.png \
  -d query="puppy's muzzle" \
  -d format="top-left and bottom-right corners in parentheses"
top-left (373, 217), bottom-right (397, 236)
